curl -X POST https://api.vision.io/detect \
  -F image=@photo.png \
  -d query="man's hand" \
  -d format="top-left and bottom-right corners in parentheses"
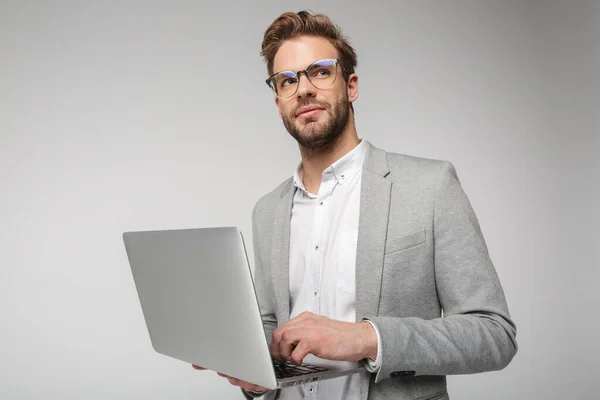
top-left (270, 312), bottom-right (378, 365)
top-left (191, 364), bottom-right (268, 393)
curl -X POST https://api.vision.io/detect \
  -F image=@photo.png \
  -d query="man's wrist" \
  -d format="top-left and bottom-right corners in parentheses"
top-left (359, 321), bottom-right (378, 360)
top-left (243, 388), bottom-right (267, 398)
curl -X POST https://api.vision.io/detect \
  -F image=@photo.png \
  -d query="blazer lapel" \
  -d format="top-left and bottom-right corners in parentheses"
top-left (270, 179), bottom-right (295, 326)
top-left (356, 142), bottom-right (392, 400)
top-left (355, 142), bottom-right (392, 322)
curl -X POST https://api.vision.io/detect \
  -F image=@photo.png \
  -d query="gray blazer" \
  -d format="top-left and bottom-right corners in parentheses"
top-left (245, 141), bottom-right (517, 400)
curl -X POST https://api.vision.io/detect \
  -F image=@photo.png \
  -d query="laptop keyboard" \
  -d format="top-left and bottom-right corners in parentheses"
top-left (273, 360), bottom-right (329, 379)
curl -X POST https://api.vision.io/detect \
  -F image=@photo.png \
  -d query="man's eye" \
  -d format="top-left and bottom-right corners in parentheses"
top-left (280, 78), bottom-right (297, 88)
top-left (311, 68), bottom-right (331, 78)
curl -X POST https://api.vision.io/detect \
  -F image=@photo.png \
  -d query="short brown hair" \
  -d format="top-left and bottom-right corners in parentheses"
top-left (261, 10), bottom-right (357, 81)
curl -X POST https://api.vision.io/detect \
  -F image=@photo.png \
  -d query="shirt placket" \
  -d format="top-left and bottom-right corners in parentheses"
top-left (310, 189), bottom-right (327, 315)
top-left (307, 177), bottom-right (336, 398)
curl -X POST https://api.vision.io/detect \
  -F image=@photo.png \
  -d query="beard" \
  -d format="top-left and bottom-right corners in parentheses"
top-left (282, 94), bottom-right (351, 153)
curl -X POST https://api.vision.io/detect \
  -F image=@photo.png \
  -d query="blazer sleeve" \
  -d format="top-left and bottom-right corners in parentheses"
top-left (241, 201), bottom-right (280, 399)
top-left (365, 161), bottom-right (518, 383)
top-left (251, 200), bottom-right (278, 342)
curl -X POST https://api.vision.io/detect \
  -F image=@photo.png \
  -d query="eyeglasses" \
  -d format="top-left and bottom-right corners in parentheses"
top-left (265, 58), bottom-right (343, 99)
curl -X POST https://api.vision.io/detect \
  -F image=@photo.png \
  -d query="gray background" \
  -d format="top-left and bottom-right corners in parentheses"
top-left (1, 1), bottom-right (598, 399)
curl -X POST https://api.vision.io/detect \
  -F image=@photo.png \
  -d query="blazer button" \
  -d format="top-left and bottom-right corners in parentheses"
top-left (391, 371), bottom-right (416, 378)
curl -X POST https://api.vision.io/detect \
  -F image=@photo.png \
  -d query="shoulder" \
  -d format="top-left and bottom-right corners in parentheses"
top-left (373, 143), bottom-right (457, 186)
top-left (387, 151), bottom-right (451, 175)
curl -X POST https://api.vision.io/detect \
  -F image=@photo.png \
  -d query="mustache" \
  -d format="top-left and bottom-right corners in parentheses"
top-left (292, 100), bottom-right (329, 116)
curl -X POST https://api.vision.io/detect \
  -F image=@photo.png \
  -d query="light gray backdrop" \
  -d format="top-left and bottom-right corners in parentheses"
top-left (1, 1), bottom-right (598, 399)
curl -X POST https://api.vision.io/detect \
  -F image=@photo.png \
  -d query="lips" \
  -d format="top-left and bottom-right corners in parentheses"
top-left (296, 105), bottom-right (324, 117)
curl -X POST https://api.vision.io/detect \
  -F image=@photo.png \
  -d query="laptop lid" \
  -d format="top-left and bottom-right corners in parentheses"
top-left (122, 227), bottom-right (278, 390)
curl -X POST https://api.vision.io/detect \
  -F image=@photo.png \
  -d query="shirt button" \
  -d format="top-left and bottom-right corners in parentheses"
top-left (319, 201), bottom-right (324, 206)
top-left (314, 291), bottom-right (318, 297)
top-left (309, 386), bottom-right (314, 393)
top-left (315, 244), bottom-right (319, 250)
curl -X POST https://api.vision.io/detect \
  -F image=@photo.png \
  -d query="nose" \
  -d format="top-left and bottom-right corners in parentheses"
top-left (295, 72), bottom-right (316, 99)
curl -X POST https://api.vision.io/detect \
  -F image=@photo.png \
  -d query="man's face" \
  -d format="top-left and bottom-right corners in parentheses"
top-left (272, 36), bottom-right (357, 151)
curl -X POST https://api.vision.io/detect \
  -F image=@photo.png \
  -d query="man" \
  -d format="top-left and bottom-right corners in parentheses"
top-left (194, 10), bottom-right (517, 400)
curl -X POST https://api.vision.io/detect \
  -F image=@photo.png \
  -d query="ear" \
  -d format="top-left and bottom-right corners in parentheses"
top-left (347, 73), bottom-right (359, 103)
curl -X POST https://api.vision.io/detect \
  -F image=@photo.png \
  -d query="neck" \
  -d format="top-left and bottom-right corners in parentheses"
top-left (298, 120), bottom-right (360, 194)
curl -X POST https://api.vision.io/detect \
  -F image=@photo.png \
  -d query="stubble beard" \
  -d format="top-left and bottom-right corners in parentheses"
top-left (282, 95), bottom-right (351, 157)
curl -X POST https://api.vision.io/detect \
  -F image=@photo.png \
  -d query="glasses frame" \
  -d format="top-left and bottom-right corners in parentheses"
top-left (265, 58), bottom-right (345, 99)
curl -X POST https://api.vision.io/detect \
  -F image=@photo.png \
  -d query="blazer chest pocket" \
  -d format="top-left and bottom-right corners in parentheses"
top-left (385, 229), bottom-right (426, 255)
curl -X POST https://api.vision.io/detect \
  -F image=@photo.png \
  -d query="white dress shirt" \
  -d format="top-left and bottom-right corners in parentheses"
top-left (279, 140), bottom-right (382, 400)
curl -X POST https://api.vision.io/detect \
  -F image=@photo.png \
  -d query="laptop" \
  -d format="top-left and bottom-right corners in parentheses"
top-left (122, 226), bottom-right (364, 390)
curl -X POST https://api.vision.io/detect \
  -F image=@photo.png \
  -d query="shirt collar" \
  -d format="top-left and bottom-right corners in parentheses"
top-left (292, 139), bottom-right (368, 195)
top-left (292, 165), bottom-right (309, 193)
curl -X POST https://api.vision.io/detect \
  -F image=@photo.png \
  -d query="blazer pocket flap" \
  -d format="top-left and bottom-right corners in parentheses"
top-left (385, 229), bottom-right (426, 254)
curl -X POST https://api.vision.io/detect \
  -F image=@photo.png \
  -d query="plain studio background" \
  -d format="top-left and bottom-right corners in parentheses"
top-left (1, 1), bottom-right (598, 399)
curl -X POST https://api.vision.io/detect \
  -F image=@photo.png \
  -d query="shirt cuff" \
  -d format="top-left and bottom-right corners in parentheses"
top-left (361, 319), bottom-right (383, 373)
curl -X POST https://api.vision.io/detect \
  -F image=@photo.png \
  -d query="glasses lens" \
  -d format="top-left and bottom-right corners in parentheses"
top-left (273, 71), bottom-right (298, 98)
top-left (306, 59), bottom-right (337, 89)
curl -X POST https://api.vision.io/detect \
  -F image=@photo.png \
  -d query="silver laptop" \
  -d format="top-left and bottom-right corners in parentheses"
top-left (122, 226), bottom-right (364, 390)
